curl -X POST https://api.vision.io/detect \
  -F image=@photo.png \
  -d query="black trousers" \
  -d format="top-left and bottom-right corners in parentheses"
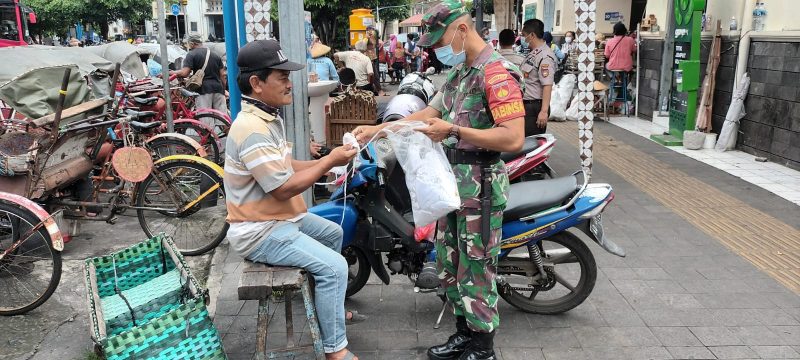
top-left (524, 99), bottom-right (549, 136)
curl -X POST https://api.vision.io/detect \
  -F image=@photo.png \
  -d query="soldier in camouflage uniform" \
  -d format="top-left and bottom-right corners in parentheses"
top-left (353, 1), bottom-right (525, 359)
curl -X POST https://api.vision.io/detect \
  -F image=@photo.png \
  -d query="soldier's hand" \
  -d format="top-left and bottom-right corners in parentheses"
top-left (537, 111), bottom-right (548, 128)
top-left (416, 118), bottom-right (452, 142)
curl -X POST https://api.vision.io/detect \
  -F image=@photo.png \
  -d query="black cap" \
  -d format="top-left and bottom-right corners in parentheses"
top-left (237, 39), bottom-right (305, 72)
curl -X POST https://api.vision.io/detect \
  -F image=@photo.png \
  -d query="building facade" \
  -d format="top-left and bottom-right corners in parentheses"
top-left (530, 0), bottom-right (799, 170)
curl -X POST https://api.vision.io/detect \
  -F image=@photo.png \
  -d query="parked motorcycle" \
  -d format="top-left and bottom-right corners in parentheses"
top-left (310, 138), bottom-right (625, 316)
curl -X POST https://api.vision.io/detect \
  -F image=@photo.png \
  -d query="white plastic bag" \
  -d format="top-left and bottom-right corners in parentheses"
top-left (384, 122), bottom-right (461, 226)
top-left (565, 95), bottom-right (580, 121)
top-left (549, 74), bottom-right (576, 121)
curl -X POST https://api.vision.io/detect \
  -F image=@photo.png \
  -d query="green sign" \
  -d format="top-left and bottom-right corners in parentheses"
top-left (653, 0), bottom-right (706, 146)
top-left (524, 4), bottom-right (537, 21)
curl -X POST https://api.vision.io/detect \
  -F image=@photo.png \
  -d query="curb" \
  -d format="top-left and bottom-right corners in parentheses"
top-left (206, 240), bottom-right (229, 319)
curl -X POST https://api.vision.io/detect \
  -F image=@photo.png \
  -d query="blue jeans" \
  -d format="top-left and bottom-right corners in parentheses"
top-left (245, 213), bottom-right (348, 353)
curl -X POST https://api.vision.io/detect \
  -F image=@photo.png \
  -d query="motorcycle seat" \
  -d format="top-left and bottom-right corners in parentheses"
top-left (500, 137), bottom-right (541, 162)
top-left (503, 176), bottom-right (577, 221)
top-left (180, 88), bottom-right (200, 98)
top-left (129, 120), bottom-right (161, 132)
top-left (125, 109), bottom-right (157, 118)
top-left (132, 96), bottom-right (159, 106)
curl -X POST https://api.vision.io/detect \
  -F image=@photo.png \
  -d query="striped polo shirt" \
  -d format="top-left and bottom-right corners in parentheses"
top-left (224, 100), bottom-right (307, 256)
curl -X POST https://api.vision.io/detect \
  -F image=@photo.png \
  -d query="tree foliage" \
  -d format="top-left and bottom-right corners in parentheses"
top-left (271, 0), bottom-right (412, 51)
top-left (26, 0), bottom-right (151, 39)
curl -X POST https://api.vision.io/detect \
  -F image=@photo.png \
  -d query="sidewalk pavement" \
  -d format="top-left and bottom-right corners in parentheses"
top-left (206, 120), bottom-right (800, 360)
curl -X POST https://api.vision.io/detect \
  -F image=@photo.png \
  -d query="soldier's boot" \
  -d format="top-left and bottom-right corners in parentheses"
top-left (427, 316), bottom-right (472, 360)
top-left (458, 331), bottom-right (496, 360)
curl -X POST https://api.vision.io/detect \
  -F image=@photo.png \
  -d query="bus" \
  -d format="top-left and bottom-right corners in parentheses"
top-left (0, 0), bottom-right (36, 47)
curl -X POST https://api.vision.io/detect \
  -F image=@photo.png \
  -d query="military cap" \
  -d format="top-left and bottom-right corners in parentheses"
top-left (418, 0), bottom-right (470, 47)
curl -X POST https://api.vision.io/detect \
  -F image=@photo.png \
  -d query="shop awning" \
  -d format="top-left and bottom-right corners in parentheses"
top-left (400, 14), bottom-right (423, 27)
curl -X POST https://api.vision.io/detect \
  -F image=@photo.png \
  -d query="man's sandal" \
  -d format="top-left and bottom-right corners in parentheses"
top-left (345, 310), bottom-right (367, 325)
top-left (341, 349), bottom-right (357, 360)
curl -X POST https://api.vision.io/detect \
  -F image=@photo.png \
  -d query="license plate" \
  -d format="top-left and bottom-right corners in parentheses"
top-left (379, 63), bottom-right (388, 72)
top-left (589, 214), bottom-right (604, 241)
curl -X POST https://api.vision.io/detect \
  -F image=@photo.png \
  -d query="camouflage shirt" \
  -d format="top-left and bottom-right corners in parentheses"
top-left (430, 45), bottom-right (525, 209)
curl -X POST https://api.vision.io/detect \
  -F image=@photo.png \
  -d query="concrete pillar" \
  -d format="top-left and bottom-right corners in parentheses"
top-left (493, 0), bottom-right (516, 31)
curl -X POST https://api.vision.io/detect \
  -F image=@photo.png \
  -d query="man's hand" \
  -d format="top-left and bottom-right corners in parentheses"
top-left (326, 145), bottom-right (358, 167)
top-left (310, 141), bottom-right (323, 158)
top-left (537, 111), bottom-right (548, 128)
top-left (352, 125), bottom-right (380, 145)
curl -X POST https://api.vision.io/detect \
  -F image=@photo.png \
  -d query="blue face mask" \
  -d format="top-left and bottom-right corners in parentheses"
top-left (435, 29), bottom-right (466, 66)
top-left (520, 35), bottom-right (529, 48)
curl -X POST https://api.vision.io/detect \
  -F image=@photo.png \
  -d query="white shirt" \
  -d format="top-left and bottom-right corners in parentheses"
top-left (336, 51), bottom-right (373, 87)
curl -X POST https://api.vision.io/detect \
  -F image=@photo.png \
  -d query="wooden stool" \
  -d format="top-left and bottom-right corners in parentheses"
top-left (237, 262), bottom-right (324, 360)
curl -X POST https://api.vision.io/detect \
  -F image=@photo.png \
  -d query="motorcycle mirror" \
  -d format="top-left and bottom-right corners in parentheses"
top-left (425, 67), bottom-right (436, 75)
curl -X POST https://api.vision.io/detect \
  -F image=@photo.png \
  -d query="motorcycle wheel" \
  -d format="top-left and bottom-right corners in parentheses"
top-left (343, 246), bottom-right (370, 298)
top-left (498, 231), bottom-right (596, 314)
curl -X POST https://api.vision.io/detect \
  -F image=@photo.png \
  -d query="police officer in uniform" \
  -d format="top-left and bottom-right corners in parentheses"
top-left (519, 19), bottom-right (557, 136)
top-left (353, 1), bottom-right (525, 359)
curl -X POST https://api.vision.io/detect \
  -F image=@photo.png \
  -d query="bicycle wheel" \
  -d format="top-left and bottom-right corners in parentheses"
top-left (135, 160), bottom-right (228, 256)
top-left (0, 202), bottom-right (61, 315)
top-left (195, 112), bottom-right (230, 140)
top-left (149, 137), bottom-right (221, 164)
top-left (173, 123), bottom-right (222, 165)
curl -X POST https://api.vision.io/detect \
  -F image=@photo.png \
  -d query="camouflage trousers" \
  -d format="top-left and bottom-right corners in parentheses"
top-left (436, 206), bottom-right (504, 333)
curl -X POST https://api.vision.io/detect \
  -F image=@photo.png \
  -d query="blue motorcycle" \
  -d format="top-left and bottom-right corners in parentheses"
top-left (310, 138), bottom-right (625, 315)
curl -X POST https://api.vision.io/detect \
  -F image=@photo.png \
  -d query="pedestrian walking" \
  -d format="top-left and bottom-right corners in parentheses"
top-left (170, 34), bottom-right (228, 121)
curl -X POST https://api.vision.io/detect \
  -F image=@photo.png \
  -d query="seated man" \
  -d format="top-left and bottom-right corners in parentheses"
top-left (224, 39), bottom-right (362, 360)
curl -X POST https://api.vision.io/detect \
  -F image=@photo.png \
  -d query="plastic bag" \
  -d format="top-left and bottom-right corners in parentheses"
top-left (549, 74), bottom-right (576, 121)
top-left (384, 122), bottom-right (461, 226)
top-left (565, 95), bottom-right (580, 121)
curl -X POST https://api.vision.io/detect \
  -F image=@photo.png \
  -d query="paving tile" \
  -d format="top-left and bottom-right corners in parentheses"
top-left (645, 280), bottom-right (687, 294)
top-left (346, 330), bottom-right (379, 351)
top-left (711, 309), bottom-right (765, 326)
top-left (498, 347), bottom-right (546, 360)
top-left (693, 293), bottom-right (776, 309)
top-left (379, 312), bottom-right (417, 331)
top-left (658, 294), bottom-right (705, 309)
top-left (708, 345), bottom-right (758, 359)
top-left (749, 309), bottom-right (800, 326)
top-left (377, 350), bottom-right (421, 360)
top-left (595, 306), bottom-right (647, 327)
top-left (732, 326), bottom-right (792, 346)
top-left (216, 300), bottom-right (245, 316)
top-left (626, 346), bottom-right (674, 359)
top-left (637, 308), bottom-right (686, 327)
top-left (767, 326), bottom-right (800, 346)
top-left (497, 327), bottom-right (580, 348)
top-left (541, 347), bottom-right (590, 360)
top-left (633, 267), bottom-right (672, 280)
top-left (214, 315), bottom-right (236, 334)
top-left (749, 345), bottom-right (800, 359)
top-left (228, 315), bottom-right (258, 333)
top-left (666, 346), bottom-right (717, 359)
top-left (377, 330), bottom-right (417, 350)
top-left (602, 267), bottom-right (640, 280)
top-left (651, 326), bottom-right (704, 346)
top-left (690, 327), bottom-right (743, 346)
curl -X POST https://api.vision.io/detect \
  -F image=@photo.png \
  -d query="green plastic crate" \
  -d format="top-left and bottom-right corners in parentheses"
top-left (85, 234), bottom-right (226, 360)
